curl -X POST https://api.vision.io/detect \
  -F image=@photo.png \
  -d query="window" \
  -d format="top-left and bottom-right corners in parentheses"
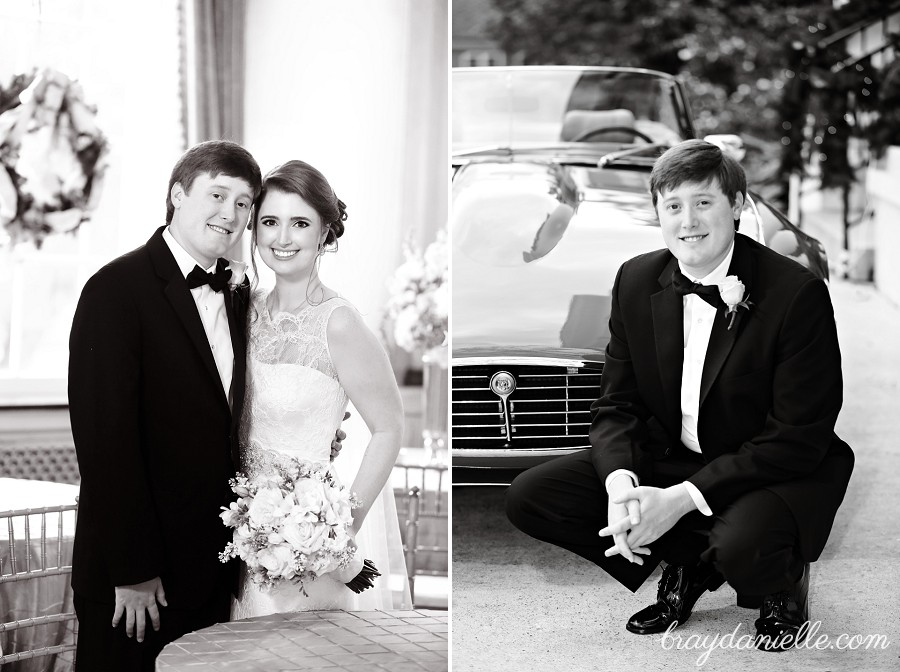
top-left (0, 0), bottom-right (183, 405)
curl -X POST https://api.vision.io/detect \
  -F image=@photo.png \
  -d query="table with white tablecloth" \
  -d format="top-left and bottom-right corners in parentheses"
top-left (156, 609), bottom-right (448, 671)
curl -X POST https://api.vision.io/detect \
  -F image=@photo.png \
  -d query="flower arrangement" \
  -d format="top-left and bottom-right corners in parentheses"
top-left (219, 453), bottom-right (378, 594)
top-left (0, 68), bottom-right (109, 248)
top-left (385, 228), bottom-right (448, 353)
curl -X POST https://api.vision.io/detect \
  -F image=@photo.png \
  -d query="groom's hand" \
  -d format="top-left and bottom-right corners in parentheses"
top-left (601, 475), bottom-right (649, 564)
top-left (603, 500), bottom-right (650, 564)
top-left (602, 484), bottom-right (695, 550)
top-left (112, 576), bottom-right (167, 642)
top-left (330, 411), bottom-right (351, 461)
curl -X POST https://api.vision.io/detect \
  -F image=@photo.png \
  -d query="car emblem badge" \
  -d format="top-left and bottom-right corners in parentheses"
top-left (490, 371), bottom-right (516, 443)
top-left (490, 371), bottom-right (516, 397)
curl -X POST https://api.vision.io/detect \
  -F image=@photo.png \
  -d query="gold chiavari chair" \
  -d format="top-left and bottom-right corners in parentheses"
top-left (0, 503), bottom-right (78, 670)
top-left (398, 463), bottom-right (448, 608)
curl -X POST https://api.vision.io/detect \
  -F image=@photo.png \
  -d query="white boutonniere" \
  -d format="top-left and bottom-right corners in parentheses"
top-left (718, 275), bottom-right (752, 330)
top-left (225, 260), bottom-right (247, 291)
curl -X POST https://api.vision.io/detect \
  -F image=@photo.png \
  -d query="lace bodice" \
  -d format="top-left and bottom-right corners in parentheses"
top-left (239, 291), bottom-right (351, 474)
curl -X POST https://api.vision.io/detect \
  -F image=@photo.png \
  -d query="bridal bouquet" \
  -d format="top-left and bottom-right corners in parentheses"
top-left (219, 455), bottom-right (379, 594)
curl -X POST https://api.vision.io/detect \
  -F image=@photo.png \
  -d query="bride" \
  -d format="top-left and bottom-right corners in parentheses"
top-left (230, 159), bottom-right (410, 618)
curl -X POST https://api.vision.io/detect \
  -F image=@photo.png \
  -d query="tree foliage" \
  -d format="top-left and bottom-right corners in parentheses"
top-left (488, 0), bottom-right (831, 139)
top-left (486, 0), bottom-right (897, 200)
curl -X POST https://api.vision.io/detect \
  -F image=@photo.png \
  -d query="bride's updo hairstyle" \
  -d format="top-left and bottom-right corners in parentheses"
top-left (253, 159), bottom-right (347, 249)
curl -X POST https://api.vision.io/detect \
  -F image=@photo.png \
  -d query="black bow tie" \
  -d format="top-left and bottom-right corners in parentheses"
top-left (186, 258), bottom-right (232, 292)
top-left (672, 268), bottom-right (722, 309)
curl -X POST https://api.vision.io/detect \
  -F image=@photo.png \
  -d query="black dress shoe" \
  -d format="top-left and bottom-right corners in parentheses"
top-left (754, 562), bottom-right (810, 652)
top-left (626, 561), bottom-right (725, 634)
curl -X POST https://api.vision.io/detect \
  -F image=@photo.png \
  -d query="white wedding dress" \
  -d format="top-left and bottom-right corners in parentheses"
top-left (230, 291), bottom-right (410, 619)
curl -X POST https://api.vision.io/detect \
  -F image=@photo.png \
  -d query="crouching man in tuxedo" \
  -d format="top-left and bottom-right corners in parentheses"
top-left (506, 139), bottom-right (854, 651)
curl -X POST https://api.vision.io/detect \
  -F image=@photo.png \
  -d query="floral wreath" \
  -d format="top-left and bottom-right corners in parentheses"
top-left (0, 68), bottom-right (109, 248)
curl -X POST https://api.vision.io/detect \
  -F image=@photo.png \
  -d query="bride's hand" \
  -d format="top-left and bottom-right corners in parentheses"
top-left (331, 528), bottom-right (363, 583)
top-left (332, 550), bottom-right (364, 583)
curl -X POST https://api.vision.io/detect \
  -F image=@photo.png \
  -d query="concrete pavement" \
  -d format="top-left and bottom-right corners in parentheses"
top-left (451, 276), bottom-right (900, 672)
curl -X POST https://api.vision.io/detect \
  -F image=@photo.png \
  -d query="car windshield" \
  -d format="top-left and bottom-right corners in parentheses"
top-left (453, 68), bottom-right (693, 153)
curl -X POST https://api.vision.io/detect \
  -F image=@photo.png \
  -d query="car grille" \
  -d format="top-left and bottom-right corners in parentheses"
top-left (452, 363), bottom-right (603, 450)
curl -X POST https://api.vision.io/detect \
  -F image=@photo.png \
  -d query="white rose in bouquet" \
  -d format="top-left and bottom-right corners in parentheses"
top-left (247, 486), bottom-right (290, 526)
top-left (323, 484), bottom-right (354, 526)
top-left (219, 501), bottom-right (243, 528)
top-left (297, 523), bottom-right (329, 556)
top-left (292, 477), bottom-right (325, 515)
top-left (256, 543), bottom-right (294, 579)
top-left (325, 528), bottom-right (352, 552)
top-left (281, 519), bottom-right (321, 554)
top-left (284, 517), bottom-right (331, 557)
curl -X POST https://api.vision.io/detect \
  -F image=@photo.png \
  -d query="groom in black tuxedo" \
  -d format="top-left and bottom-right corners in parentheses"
top-left (68, 141), bottom-right (262, 670)
top-left (507, 140), bottom-right (854, 651)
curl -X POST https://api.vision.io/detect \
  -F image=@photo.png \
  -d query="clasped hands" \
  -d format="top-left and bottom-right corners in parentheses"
top-left (598, 479), bottom-right (695, 565)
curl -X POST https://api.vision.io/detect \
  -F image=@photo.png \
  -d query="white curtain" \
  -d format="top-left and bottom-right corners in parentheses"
top-left (184, 0), bottom-right (247, 144)
top-left (242, 0), bottom-right (448, 333)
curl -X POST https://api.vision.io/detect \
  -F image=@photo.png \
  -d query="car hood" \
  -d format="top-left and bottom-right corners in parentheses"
top-left (452, 159), bottom-right (664, 354)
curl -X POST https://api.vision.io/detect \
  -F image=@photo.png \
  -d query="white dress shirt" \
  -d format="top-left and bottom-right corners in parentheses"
top-left (605, 241), bottom-right (736, 518)
top-left (163, 228), bottom-right (234, 404)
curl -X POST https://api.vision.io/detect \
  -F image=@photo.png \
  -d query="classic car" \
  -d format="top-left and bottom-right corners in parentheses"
top-left (451, 66), bottom-right (828, 485)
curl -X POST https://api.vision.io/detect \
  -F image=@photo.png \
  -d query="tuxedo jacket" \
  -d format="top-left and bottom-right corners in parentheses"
top-left (69, 226), bottom-right (248, 607)
top-left (590, 233), bottom-right (854, 563)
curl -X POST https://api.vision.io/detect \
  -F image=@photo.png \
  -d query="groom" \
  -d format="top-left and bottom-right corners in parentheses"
top-left (68, 140), bottom-right (262, 670)
top-left (507, 140), bottom-right (854, 651)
